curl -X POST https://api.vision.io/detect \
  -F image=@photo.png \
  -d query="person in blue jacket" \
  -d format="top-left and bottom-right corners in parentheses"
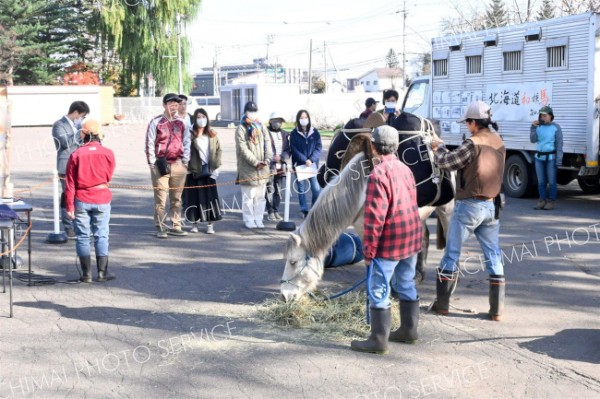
top-left (290, 109), bottom-right (322, 218)
top-left (530, 106), bottom-right (563, 210)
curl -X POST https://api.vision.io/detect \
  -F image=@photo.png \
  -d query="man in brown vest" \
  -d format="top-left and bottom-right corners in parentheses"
top-left (430, 101), bottom-right (506, 321)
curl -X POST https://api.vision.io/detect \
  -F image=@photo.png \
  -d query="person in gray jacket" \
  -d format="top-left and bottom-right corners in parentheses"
top-left (52, 101), bottom-right (90, 238)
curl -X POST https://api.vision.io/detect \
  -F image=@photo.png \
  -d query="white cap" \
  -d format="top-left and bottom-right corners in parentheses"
top-left (457, 101), bottom-right (492, 122)
top-left (269, 112), bottom-right (286, 122)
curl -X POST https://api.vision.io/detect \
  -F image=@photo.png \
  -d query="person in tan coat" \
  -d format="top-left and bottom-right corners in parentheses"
top-left (235, 101), bottom-right (272, 229)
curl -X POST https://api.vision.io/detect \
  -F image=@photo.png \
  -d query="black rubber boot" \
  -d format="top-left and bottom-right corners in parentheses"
top-left (79, 256), bottom-right (92, 283)
top-left (97, 256), bottom-right (116, 282)
top-left (350, 308), bottom-right (391, 355)
top-left (431, 269), bottom-right (459, 315)
top-left (389, 299), bottom-right (419, 343)
top-left (489, 274), bottom-right (505, 321)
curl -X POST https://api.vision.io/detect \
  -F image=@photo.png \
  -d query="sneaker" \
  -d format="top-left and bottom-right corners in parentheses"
top-left (533, 199), bottom-right (546, 210)
top-left (245, 221), bottom-right (257, 229)
top-left (156, 229), bottom-right (168, 239)
top-left (543, 200), bottom-right (555, 210)
top-left (168, 228), bottom-right (188, 236)
top-left (206, 224), bottom-right (215, 234)
top-left (190, 224), bottom-right (199, 233)
top-left (267, 213), bottom-right (277, 221)
top-left (274, 212), bottom-right (283, 221)
top-left (66, 228), bottom-right (76, 239)
top-left (255, 221), bottom-right (265, 229)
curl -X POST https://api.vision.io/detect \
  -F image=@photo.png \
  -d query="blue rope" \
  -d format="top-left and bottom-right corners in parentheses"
top-left (322, 275), bottom-right (367, 301)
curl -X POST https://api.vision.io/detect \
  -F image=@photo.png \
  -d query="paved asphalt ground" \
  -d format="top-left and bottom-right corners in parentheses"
top-left (1, 122), bottom-right (599, 399)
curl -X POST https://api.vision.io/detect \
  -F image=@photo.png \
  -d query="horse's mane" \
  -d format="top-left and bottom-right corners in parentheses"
top-left (288, 152), bottom-right (370, 258)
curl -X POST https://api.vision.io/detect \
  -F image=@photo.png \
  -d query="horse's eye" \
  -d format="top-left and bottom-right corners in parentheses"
top-left (290, 261), bottom-right (297, 266)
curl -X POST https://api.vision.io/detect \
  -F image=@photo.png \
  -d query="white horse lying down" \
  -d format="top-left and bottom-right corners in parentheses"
top-left (280, 150), bottom-right (454, 302)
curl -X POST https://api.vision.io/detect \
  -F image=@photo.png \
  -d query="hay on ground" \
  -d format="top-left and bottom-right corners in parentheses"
top-left (255, 290), bottom-right (400, 342)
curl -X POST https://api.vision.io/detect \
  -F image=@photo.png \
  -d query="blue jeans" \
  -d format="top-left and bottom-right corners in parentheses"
top-left (368, 256), bottom-right (418, 309)
top-left (535, 158), bottom-right (557, 201)
top-left (73, 199), bottom-right (111, 257)
top-left (439, 199), bottom-right (503, 276)
top-left (295, 176), bottom-right (321, 212)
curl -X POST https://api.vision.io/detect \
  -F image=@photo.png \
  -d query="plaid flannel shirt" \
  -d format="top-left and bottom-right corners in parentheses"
top-left (433, 139), bottom-right (476, 171)
top-left (363, 154), bottom-right (422, 261)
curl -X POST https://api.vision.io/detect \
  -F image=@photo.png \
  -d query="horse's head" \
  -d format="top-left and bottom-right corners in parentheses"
top-left (280, 232), bottom-right (324, 302)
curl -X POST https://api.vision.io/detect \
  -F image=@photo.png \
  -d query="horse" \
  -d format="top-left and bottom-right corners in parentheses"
top-left (281, 112), bottom-right (455, 302)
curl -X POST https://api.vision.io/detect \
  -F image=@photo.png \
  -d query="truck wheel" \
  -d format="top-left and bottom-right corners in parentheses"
top-left (215, 112), bottom-right (221, 121)
top-left (504, 154), bottom-right (536, 198)
top-left (577, 176), bottom-right (600, 194)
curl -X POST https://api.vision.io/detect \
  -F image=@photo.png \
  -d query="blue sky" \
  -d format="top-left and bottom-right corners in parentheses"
top-left (186, 0), bottom-right (454, 80)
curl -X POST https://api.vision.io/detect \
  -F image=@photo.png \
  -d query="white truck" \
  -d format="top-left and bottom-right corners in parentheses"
top-left (401, 12), bottom-right (600, 197)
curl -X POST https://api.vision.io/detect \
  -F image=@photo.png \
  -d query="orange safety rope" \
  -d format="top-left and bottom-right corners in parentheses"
top-left (0, 223), bottom-right (32, 257)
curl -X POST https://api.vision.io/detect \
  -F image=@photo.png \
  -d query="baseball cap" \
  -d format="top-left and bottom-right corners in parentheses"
top-left (244, 101), bottom-right (258, 112)
top-left (163, 93), bottom-right (182, 104)
top-left (81, 119), bottom-right (102, 136)
top-left (538, 105), bottom-right (553, 114)
top-left (371, 125), bottom-right (399, 147)
top-left (457, 100), bottom-right (492, 122)
top-left (365, 97), bottom-right (379, 107)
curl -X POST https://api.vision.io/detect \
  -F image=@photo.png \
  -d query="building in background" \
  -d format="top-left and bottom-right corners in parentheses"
top-left (352, 68), bottom-right (404, 92)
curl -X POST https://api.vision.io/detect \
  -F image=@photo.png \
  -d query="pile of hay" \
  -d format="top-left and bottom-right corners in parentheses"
top-left (255, 291), bottom-right (400, 342)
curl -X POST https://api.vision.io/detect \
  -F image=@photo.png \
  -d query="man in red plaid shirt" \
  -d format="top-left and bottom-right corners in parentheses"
top-left (351, 125), bottom-right (422, 355)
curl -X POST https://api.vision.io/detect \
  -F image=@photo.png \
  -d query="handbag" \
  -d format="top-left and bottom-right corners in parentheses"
top-left (155, 127), bottom-right (174, 176)
top-left (194, 145), bottom-right (212, 179)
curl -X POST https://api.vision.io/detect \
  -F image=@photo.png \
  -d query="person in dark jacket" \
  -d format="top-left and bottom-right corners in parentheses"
top-left (52, 101), bottom-right (89, 238)
top-left (290, 109), bottom-right (322, 218)
top-left (265, 112), bottom-right (290, 221)
top-left (65, 120), bottom-right (116, 283)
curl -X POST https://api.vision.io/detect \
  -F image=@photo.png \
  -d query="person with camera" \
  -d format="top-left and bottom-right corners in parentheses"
top-left (145, 93), bottom-right (191, 238)
top-left (530, 106), bottom-right (563, 210)
top-left (265, 112), bottom-right (290, 222)
top-left (430, 101), bottom-right (506, 321)
top-left (65, 120), bottom-right (115, 283)
top-left (235, 101), bottom-right (272, 229)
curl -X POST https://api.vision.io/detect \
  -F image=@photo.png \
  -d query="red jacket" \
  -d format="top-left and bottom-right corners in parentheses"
top-left (363, 154), bottom-right (422, 261)
top-left (145, 114), bottom-right (190, 165)
top-left (65, 142), bottom-right (116, 213)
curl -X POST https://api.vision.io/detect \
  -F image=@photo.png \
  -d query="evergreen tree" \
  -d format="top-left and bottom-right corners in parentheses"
top-left (536, 0), bottom-right (556, 20)
top-left (385, 49), bottom-right (399, 68)
top-left (484, 0), bottom-right (509, 28)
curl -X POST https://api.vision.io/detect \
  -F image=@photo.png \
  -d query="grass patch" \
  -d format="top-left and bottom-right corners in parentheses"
top-left (255, 290), bottom-right (400, 342)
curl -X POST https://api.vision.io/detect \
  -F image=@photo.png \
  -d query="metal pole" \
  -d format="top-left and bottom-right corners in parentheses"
top-left (177, 13), bottom-right (183, 94)
top-left (276, 167), bottom-right (296, 231)
top-left (308, 39), bottom-right (313, 94)
top-left (324, 41), bottom-right (327, 93)
top-left (402, 0), bottom-right (407, 91)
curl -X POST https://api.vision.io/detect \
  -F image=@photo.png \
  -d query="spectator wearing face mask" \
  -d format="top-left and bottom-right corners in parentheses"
top-left (235, 101), bottom-right (273, 229)
top-left (52, 101), bottom-right (90, 239)
top-left (379, 89), bottom-right (401, 126)
top-left (265, 112), bottom-right (290, 221)
top-left (183, 108), bottom-right (222, 234)
top-left (290, 109), bottom-right (322, 218)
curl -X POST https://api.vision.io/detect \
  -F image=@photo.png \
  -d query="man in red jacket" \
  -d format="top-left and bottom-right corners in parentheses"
top-left (65, 120), bottom-right (116, 283)
top-left (350, 125), bottom-right (422, 355)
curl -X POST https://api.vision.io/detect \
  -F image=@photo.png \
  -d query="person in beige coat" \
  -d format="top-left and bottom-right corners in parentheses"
top-left (235, 101), bottom-right (273, 229)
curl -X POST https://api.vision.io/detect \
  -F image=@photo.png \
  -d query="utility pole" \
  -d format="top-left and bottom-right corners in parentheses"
top-left (308, 39), bottom-right (313, 94)
top-left (526, 0), bottom-right (531, 21)
top-left (324, 41), bottom-right (327, 94)
top-left (176, 13), bottom-right (183, 94)
top-left (402, 0), bottom-right (407, 91)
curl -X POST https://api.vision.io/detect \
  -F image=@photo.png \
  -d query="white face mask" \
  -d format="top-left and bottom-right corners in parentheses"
top-left (197, 118), bottom-right (207, 128)
top-left (299, 118), bottom-right (309, 127)
top-left (384, 102), bottom-right (397, 112)
top-left (247, 112), bottom-right (257, 120)
top-left (271, 121), bottom-right (281, 130)
top-left (74, 117), bottom-right (84, 128)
